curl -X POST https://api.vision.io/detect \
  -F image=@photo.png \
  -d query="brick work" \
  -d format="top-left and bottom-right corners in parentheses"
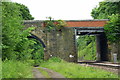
top-left (65, 20), bottom-right (108, 27)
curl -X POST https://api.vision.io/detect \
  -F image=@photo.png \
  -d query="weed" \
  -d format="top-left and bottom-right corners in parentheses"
top-left (2, 60), bottom-right (33, 78)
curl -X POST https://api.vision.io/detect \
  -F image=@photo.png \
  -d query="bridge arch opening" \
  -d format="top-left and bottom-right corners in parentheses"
top-left (75, 28), bottom-right (109, 62)
top-left (76, 35), bottom-right (97, 62)
top-left (28, 34), bottom-right (46, 48)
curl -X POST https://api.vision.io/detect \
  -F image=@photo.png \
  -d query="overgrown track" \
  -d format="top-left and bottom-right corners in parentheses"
top-left (78, 61), bottom-right (119, 74)
top-left (78, 61), bottom-right (120, 69)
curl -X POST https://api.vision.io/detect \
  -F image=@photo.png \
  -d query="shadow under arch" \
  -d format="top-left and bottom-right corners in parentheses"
top-left (27, 34), bottom-right (46, 48)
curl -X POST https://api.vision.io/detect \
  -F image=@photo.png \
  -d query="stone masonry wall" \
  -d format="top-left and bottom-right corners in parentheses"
top-left (110, 43), bottom-right (120, 62)
top-left (46, 27), bottom-right (77, 62)
top-left (23, 20), bottom-right (77, 62)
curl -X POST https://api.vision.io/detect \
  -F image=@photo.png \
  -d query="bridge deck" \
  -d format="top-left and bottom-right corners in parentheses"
top-left (24, 19), bottom-right (109, 28)
top-left (65, 19), bottom-right (109, 27)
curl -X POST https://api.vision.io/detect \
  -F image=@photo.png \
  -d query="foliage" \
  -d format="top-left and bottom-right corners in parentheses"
top-left (77, 36), bottom-right (96, 60)
top-left (44, 17), bottom-right (66, 31)
top-left (78, 42), bottom-right (96, 60)
top-left (104, 14), bottom-right (120, 43)
top-left (30, 39), bottom-right (44, 66)
top-left (2, 2), bottom-right (45, 69)
top-left (91, 0), bottom-right (120, 43)
top-left (2, 2), bottom-right (35, 61)
top-left (47, 57), bottom-right (62, 63)
top-left (2, 60), bottom-right (33, 78)
top-left (2, 2), bottom-right (44, 67)
top-left (41, 57), bottom-right (118, 78)
top-left (91, 1), bottom-right (120, 19)
top-left (15, 3), bottom-right (34, 20)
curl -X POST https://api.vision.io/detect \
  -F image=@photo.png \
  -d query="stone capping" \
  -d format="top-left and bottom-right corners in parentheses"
top-left (24, 20), bottom-right (44, 22)
top-left (23, 19), bottom-right (109, 23)
top-left (23, 20), bottom-right (44, 24)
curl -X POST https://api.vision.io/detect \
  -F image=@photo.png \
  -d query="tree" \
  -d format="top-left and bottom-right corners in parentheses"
top-left (15, 3), bottom-right (34, 20)
top-left (91, 1), bottom-right (120, 19)
top-left (104, 14), bottom-right (120, 42)
top-left (2, 2), bottom-right (35, 60)
top-left (91, 0), bottom-right (120, 42)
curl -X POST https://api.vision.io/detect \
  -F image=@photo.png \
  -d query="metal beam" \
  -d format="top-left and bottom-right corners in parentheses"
top-left (77, 30), bottom-right (104, 33)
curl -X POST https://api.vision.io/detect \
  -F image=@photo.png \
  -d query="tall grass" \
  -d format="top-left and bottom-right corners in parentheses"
top-left (41, 57), bottom-right (118, 78)
top-left (2, 60), bottom-right (33, 78)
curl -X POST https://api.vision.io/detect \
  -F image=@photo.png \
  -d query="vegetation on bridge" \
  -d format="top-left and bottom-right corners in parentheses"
top-left (44, 17), bottom-right (67, 31)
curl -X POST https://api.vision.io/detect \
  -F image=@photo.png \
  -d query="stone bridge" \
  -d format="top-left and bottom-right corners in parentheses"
top-left (24, 19), bottom-right (110, 62)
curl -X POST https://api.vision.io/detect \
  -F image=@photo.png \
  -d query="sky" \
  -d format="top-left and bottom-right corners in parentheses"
top-left (11, 0), bottom-right (104, 20)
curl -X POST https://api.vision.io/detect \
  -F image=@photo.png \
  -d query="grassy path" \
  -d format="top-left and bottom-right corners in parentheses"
top-left (33, 67), bottom-right (69, 80)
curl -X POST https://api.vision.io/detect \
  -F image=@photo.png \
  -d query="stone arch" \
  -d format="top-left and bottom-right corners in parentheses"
top-left (28, 34), bottom-right (46, 48)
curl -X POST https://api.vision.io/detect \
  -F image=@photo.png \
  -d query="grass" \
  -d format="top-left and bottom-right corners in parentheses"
top-left (40, 57), bottom-right (118, 78)
top-left (2, 60), bottom-right (33, 78)
top-left (1, 57), bottom-right (119, 79)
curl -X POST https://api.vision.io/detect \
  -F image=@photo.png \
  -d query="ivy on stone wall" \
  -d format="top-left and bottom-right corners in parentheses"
top-left (44, 17), bottom-right (67, 31)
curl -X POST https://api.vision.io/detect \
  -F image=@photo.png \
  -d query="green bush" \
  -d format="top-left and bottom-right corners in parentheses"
top-left (29, 39), bottom-right (44, 66)
top-left (104, 14), bottom-right (120, 43)
top-left (44, 17), bottom-right (66, 31)
top-left (47, 57), bottom-right (63, 63)
top-left (2, 60), bottom-right (33, 78)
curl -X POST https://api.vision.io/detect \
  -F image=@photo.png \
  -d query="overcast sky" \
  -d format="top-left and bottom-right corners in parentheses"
top-left (11, 0), bottom-right (104, 20)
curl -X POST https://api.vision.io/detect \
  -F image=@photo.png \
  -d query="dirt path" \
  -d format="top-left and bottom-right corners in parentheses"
top-left (33, 67), bottom-right (69, 80)
top-left (40, 67), bottom-right (65, 78)
top-left (32, 68), bottom-right (46, 78)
